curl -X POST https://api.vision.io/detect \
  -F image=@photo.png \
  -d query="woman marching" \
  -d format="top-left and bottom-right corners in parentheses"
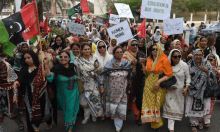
top-left (100, 46), bottom-right (135, 132)
top-left (141, 44), bottom-right (173, 132)
top-left (0, 58), bottom-right (24, 132)
top-left (44, 50), bottom-right (79, 132)
top-left (13, 50), bottom-right (51, 132)
top-left (94, 40), bottom-right (113, 121)
top-left (108, 38), bottom-right (118, 54)
top-left (186, 49), bottom-right (216, 132)
top-left (163, 49), bottom-right (191, 132)
top-left (74, 43), bottom-right (103, 124)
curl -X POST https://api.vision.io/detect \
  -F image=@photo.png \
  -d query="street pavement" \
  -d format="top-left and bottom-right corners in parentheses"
top-left (3, 101), bottom-right (220, 132)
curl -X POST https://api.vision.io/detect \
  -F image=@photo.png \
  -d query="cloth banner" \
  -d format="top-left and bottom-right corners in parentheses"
top-left (109, 14), bottom-right (120, 24)
top-left (140, 0), bottom-right (172, 20)
top-left (69, 22), bottom-right (85, 35)
top-left (163, 18), bottom-right (183, 35)
top-left (107, 20), bottom-right (133, 44)
top-left (114, 3), bottom-right (134, 18)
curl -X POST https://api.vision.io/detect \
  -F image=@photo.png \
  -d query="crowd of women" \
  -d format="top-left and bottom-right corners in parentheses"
top-left (0, 23), bottom-right (220, 132)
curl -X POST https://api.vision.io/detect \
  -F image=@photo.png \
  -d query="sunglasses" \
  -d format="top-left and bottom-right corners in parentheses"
top-left (208, 59), bottom-right (215, 62)
top-left (172, 55), bottom-right (181, 59)
top-left (131, 44), bottom-right (138, 47)
top-left (151, 48), bottom-right (158, 51)
top-left (98, 45), bottom-right (105, 49)
top-left (60, 55), bottom-right (68, 58)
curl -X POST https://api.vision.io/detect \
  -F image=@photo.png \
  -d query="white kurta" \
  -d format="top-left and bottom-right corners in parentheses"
top-left (163, 61), bottom-right (191, 121)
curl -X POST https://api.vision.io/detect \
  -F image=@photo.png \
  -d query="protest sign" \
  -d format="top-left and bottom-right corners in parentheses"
top-left (109, 14), bottom-right (120, 24)
top-left (114, 3), bottom-right (134, 18)
top-left (95, 16), bottom-right (106, 26)
top-left (140, 0), bottom-right (172, 20)
top-left (163, 18), bottom-right (183, 35)
top-left (107, 20), bottom-right (133, 44)
top-left (69, 22), bottom-right (85, 35)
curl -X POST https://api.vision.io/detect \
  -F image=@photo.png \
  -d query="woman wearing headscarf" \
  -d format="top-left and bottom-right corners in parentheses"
top-left (203, 53), bottom-right (220, 128)
top-left (141, 44), bottom-right (173, 132)
top-left (185, 49), bottom-right (216, 132)
top-left (89, 28), bottom-right (101, 42)
top-left (44, 50), bottom-right (79, 132)
top-left (74, 43), bottom-right (103, 124)
top-left (13, 42), bottom-right (29, 73)
top-left (95, 40), bottom-right (113, 121)
top-left (108, 38), bottom-right (118, 54)
top-left (13, 50), bottom-right (51, 132)
top-left (163, 49), bottom-right (191, 132)
top-left (174, 34), bottom-right (187, 49)
top-left (100, 46), bottom-right (135, 132)
top-left (86, 27), bottom-right (91, 36)
top-left (0, 59), bottom-right (24, 132)
top-left (154, 29), bottom-right (162, 43)
top-left (192, 37), bottom-right (212, 58)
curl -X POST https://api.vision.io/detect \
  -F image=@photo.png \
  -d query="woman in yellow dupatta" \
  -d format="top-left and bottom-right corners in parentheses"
top-left (141, 43), bottom-right (173, 131)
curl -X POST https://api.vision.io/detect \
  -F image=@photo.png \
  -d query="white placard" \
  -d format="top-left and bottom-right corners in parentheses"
top-left (69, 22), bottom-right (85, 35)
top-left (141, 0), bottom-right (172, 20)
top-left (114, 3), bottom-right (134, 18)
top-left (109, 14), bottom-right (120, 24)
top-left (107, 20), bottom-right (133, 44)
top-left (163, 18), bottom-right (183, 35)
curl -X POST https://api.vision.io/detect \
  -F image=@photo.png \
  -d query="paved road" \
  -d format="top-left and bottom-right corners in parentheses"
top-left (3, 100), bottom-right (220, 132)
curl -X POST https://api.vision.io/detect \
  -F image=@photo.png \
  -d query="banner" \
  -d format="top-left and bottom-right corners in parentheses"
top-left (107, 20), bottom-right (133, 44)
top-left (95, 16), bottom-right (106, 26)
top-left (114, 3), bottom-right (134, 18)
top-left (69, 22), bottom-right (85, 35)
top-left (109, 14), bottom-right (120, 24)
top-left (163, 18), bottom-right (183, 35)
top-left (140, 0), bottom-right (172, 20)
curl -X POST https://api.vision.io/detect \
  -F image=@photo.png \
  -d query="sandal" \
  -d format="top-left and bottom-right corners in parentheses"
top-left (136, 119), bottom-right (142, 126)
top-left (191, 126), bottom-right (197, 132)
top-left (19, 124), bottom-right (24, 131)
top-left (47, 124), bottom-right (53, 130)
top-left (199, 122), bottom-right (203, 130)
top-left (205, 123), bottom-right (210, 128)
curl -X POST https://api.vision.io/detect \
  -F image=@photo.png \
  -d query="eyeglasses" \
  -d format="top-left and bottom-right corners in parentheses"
top-left (115, 51), bottom-right (123, 54)
top-left (195, 54), bottom-right (203, 57)
top-left (207, 59), bottom-right (215, 62)
top-left (172, 55), bottom-right (181, 59)
top-left (60, 55), bottom-right (68, 58)
top-left (98, 45), bottom-right (105, 49)
top-left (151, 48), bottom-right (158, 51)
top-left (131, 44), bottom-right (138, 47)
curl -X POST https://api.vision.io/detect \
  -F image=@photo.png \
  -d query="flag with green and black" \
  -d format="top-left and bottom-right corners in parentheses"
top-left (0, 1), bottom-right (40, 57)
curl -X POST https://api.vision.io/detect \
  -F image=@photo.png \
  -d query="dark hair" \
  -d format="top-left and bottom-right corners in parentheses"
top-left (149, 44), bottom-right (157, 60)
top-left (207, 36), bottom-right (216, 46)
top-left (55, 35), bottom-right (65, 46)
top-left (113, 46), bottom-right (122, 54)
top-left (200, 36), bottom-right (207, 42)
top-left (80, 42), bottom-right (91, 50)
top-left (171, 50), bottom-right (180, 66)
top-left (191, 23), bottom-right (195, 27)
top-left (184, 21), bottom-right (187, 23)
top-left (70, 42), bottom-right (80, 49)
top-left (59, 50), bottom-right (70, 58)
top-left (120, 42), bottom-right (128, 47)
top-left (164, 41), bottom-right (172, 51)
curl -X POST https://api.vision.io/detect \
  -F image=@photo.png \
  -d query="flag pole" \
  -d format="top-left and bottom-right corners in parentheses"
top-left (37, 35), bottom-right (45, 81)
top-left (152, 19), bottom-right (155, 45)
top-left (145, 18), bottom-right (147, 56)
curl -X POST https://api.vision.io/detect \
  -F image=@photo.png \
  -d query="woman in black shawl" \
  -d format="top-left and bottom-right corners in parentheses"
top-left (51, 35), bottom-right (67, 52)
top-left (13, 50), bottom-right (51, 132)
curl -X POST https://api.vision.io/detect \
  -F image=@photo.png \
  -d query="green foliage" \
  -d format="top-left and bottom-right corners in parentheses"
top-left (88, 1), bottom-right (94, 13)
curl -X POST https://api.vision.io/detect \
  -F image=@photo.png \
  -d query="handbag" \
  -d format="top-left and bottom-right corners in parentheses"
top-left (159, 72), bottom-right (177, 88)
top-left (204, 84), bottom-right (220, 98)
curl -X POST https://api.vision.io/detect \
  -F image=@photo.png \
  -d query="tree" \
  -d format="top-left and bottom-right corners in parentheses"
top-left (0, 0), bottom-right (14, 14)
top-left (88, 1), bottom-right (94, 13)
top-left (186, 0), bottom-right (202, 15)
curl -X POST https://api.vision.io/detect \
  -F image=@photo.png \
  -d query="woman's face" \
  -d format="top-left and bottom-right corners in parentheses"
top-left (207, 56), bottom-right (216, 67)
top-left (93, 29), bottom-right (96, 34)
top-left (175, 41), bottom-right (181, 49)
top-left (151, 45), bottom-right (158, 57)
top-left (138, 40), bottom-right (144, 47)
top-left (21, 44), bottom-right (28, 53)
top-left (81, 45), bottom-right (91, 56)
top-left (56, 37), bottom-right (62, 46)
top-left (130, 41), bottom-right (138, 52)
top-left (178, 34), bottom-right (183, 38)
top-left (53, 37), bottom-right (56, 42)
top-left (122, 45), bottom-right (127, 53)
top-left (72, 45), bottom-right (80, 56)
top-left (98, 42), bottom-right (106, 54)
top-left (111, 39), bottom-right (117, 46)
top-left (170, 42), bottom-right (174, 51)
top-left (59, 52), bottom-right (70, 65)
top-left (113, 48), bottom-right (123, 60)
top-left (24, 53), bottom-right (34, 66)
top-left (66, 39), bottom-right (71, 47)
top-left (86, 28), bottom-right (89, 32)
top-left (200, 38), bottom-right (207, 48)
top-left (195, 51), bottom-right (203, 64)
top-left (171, 51), bottom-right (181, 65)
